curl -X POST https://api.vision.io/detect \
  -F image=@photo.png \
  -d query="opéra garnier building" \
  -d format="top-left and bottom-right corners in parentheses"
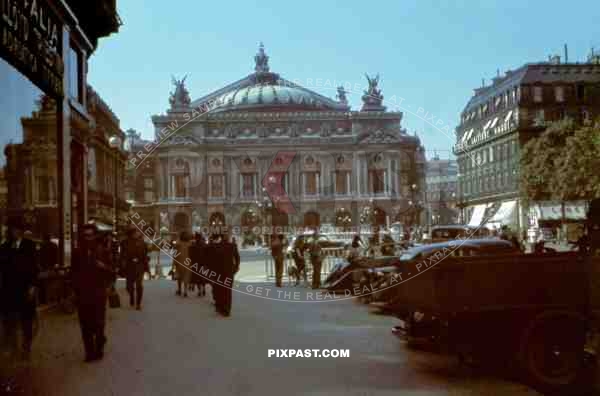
top-left (131, 45), bottom-right (426, 234)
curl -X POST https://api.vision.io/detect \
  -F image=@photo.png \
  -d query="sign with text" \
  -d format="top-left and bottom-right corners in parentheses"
top-left (0, 0), bottom-right (64, 97)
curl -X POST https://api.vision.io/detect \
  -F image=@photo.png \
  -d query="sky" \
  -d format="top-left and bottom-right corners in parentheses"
top-left (87, 0), bottom-right (600, 159)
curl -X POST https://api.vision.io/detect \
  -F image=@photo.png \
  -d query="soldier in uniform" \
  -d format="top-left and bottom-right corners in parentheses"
top-left (71, 224), bottom-right (114, 362)
top-left (271, 235), bottom-right (284, 287)
top-left (309, 238), bottom-right (323, 289)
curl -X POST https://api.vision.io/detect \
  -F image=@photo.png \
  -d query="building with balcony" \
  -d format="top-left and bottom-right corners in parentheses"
top-left (425, 154), bottom-right (458, 226)
top-left (128, 45), bottom-right (426, 235)
top-left (454, 53), bottom-right (600, 234)
top-left (86, 86), bottom-right (129, 230)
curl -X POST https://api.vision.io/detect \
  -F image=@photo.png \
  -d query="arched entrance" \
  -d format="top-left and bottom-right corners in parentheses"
top-left (374, 207), bottom-right (386, 227)
top-left (335, 208), bottom-right (352, 231)
top-left (303, 211), bottom-right (320, 231)
top-left (173, 212), bottom-right (190, 234)
top-left (241, 208), bottom-right (259, 228)
top-left (271, 209), bottom-right (289, 235)
top-left (209, 212), bottom-right (226, 226)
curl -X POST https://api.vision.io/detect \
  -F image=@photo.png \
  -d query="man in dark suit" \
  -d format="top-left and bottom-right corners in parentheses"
top-left (212, 233), bottom-right (239, 317)
top-left (0, 221), bottom-right (39, 361)
top-left (121, 227), bottom-right (148, 310)
top-left (71, 224), bottom-right (114, 362)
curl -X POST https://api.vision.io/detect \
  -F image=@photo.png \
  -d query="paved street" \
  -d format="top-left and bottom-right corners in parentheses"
top-left (10, 269), bottom-right (544, 396)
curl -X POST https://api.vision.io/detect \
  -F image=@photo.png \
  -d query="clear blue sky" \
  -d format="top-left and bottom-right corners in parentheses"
top-left (87, 0), bottom-right (600, 159)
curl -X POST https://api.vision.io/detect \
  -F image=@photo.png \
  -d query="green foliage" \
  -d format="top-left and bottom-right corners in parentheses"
top-left (520, 118), bottom-right (600, 203)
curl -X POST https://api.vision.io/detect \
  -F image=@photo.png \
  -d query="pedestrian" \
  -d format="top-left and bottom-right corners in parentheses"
top-left (309, 238), bottom-right (323, 289)
top-left (271, 234), bottom-right (284, 287)
top-left (38, 234), bottom-right (58, 271)
top-left (174, 231), bottom-right (192, 297)
top-left (190, 233), bottom-right (207, 297)
top-left (0, 221), bottom-right (39, 362)
top-left (231, 236), bottom-right (240, 277)
top-left (70, 224), bottom-right (114, 362)
top-left (211, 234), bottom-right (238, 317)
top-left (121, 227), bottom-right (148, 309)
top-left (292, 238), bottom-right (307, 286)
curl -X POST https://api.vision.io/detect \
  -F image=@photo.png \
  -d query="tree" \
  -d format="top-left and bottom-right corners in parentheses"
top-left (521, 118), bottom-right (600, 214)
top-left (554, 121), bottom-right (600, 200)
top-left (520, 119), bottom-right (576, 204)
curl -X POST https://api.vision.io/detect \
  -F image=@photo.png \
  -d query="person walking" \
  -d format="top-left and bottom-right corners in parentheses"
top-left (0, 221), bottom-right (38, 362)
top-left (190, 233), bottom-right (207, 297)
top-left (174, 231), bottom-right (192, 297)
top-left (292, 238), bottom-right (307, 286)
top-left (121, 227), bottom-right (148, 309)
top-left (309, 238), bottom-right (323, 289)
top-left (271, 234), bottom-right (284, 287)
top-left (212, 234), bottom-right (238, 317)
top-left (71, 224), bottom-right (114, 362)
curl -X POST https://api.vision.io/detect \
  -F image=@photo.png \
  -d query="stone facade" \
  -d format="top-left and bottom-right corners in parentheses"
top-left (129, 46), bottom-right (426, 236)
top-left (454, 56), bottom-right (600, 233)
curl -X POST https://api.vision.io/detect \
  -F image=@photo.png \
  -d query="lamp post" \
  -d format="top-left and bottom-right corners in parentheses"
top-left (108, 136), bottom-right (122, 234)
top-left (258, 187), bottom-right (272, 246)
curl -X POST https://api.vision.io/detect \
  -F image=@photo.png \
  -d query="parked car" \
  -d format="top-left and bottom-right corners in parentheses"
top-left (368, 238), bottom-right (519, 305)
top-left (285, 232), bottom-right (348, 257)
top-left (388, 243), bottom-right (599, 394)
top-left (425, 225), bottom-right (491, 244)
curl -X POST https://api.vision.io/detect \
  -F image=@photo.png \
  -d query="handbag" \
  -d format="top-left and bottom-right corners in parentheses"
top-left (108, 287), bottom-right (121, 308)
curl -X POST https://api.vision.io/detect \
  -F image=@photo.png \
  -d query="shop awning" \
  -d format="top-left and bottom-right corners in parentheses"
top-left (88, 221), bottom-right (112, 231)
top-left (485, 200), bottom-right (516, 228)
top-left (534, 202), bottom-right (587, 221)
top-left (468, 204), bottom-right (488, 226)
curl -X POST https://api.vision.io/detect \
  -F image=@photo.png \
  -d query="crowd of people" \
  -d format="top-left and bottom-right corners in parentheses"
top-left (171, 231), bottom-right (240, 316)
top-left (0, 221), bottom-right (242, 368)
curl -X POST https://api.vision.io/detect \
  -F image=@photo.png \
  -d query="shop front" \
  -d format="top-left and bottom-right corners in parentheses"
top-left (0, 0), bottom-right (120, 265)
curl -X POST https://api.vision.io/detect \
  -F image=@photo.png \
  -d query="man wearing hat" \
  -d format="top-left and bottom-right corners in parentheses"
top-left (71, 223), bottom-right (114, 362)
top-left (0, 220), bottom-right (38, 360)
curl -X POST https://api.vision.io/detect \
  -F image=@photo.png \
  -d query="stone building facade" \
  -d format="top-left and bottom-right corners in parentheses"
top-left (454, 54), bottom-right (600, 235)
top-left (425, 155), bottom-right (458, 226)
top-left (129, 45), bottom-right (426, 236)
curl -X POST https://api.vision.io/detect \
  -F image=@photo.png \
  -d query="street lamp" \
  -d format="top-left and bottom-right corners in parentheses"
top-left (108, 135), bottom-right (122, 234)
top-left (259, 187), bottom-right (273, 245)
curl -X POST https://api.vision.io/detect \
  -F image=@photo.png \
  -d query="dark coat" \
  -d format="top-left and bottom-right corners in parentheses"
top-left (120, 238), bottom-right (148, 278)
top-left (0, 238), bottom-right (38, 315)
top-left (71, 244), bottom-right (114, 303)
top-left (189, 242), bottom-right (206, 284)
top-left (38, 240), bottom-right (59, 270)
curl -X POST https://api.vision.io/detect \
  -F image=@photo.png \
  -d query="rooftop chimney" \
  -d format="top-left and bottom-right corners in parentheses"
top-left (588, 47), bottom-right (600, 64)
top-left (492, 69), bottom-right (502, 85)
top-left (564, 44), bottom-right (569, 63)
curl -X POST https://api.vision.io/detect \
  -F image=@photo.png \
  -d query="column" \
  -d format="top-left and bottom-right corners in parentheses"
top-left (346, 172), bottom-right (350, 196)
top-left (316, 172), bottom-right (320, 196)
top-left (82, 147), bottom-right (88, 222)
top-left (355, 153), bottom-right (361, 196)
top-left (385, 159), bottom-right (392, 196)
top-left (59, 26), bottom-right (72, 266)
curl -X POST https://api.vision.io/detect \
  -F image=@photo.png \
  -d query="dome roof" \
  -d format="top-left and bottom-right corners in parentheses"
top-left (210, 78), bottom-right (345, 112)
top-left (189, 44), bottom-right (350, 113)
